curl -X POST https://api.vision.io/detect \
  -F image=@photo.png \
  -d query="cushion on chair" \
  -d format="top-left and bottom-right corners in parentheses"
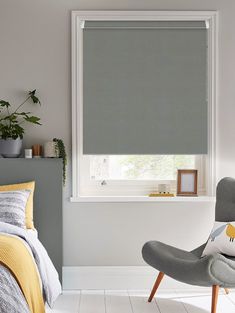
top-left (142, 240), bottom-right (235, 287)
top-left (202, 221), bottom-right (235, 257)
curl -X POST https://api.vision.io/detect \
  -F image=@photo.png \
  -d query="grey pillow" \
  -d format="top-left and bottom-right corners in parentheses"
top-left (0, 190), bottom-right (31, 228)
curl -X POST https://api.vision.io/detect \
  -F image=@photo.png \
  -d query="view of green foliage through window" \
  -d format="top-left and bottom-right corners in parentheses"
top-left (90, 155), bottom-right (195, 180)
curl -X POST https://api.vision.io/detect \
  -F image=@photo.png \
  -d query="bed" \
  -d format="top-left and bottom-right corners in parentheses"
top-left (0, 158), bottom-right (63, 313)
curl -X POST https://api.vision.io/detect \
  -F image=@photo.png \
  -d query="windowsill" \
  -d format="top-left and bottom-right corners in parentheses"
top-left (70, 195), bottom-right (215, 203)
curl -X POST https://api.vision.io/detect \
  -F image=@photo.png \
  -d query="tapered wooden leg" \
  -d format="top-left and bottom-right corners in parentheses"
top-left (224, 288), bottom-right (229, 294)
top-left (211, 285), bottom-right (219, 313)
top-left (148, 272), bottom-right (164, 302)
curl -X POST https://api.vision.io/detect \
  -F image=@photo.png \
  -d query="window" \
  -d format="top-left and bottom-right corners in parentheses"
top-left (71, 11), bottom-right (217, 201)
top-left (79, 154), bottom-right (206, 196)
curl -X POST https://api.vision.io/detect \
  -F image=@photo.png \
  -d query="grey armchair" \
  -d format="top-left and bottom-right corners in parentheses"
top-left (142, 177), bottom-right (235, 313)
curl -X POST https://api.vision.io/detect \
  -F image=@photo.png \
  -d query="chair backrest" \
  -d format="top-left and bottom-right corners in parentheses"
top-left (216, 177), bottom-right (235, 222)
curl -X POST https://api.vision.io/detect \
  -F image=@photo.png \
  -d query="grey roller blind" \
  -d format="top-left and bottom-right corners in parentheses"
top-left (83, 21), bottom-right (208, 155)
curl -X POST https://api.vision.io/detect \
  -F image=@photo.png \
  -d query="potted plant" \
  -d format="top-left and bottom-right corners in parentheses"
top-left (44, 138), bottom-right (67, 185)
top-left (53, 138), bottom-right (67, 186)
top-left (0, 89), bottom-right (41, 157)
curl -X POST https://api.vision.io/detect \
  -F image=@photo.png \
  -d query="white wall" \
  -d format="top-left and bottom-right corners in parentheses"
top-left (0, 0), bottom-right (234, 266)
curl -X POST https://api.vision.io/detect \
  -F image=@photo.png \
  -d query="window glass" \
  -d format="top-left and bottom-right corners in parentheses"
top-left (90, 155), bottom-right (196, 180)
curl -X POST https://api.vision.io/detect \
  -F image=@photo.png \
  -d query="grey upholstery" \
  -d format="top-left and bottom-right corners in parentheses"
top-left (142, 177), bottom-right (235, 288)
top-left (215, 177), bottom-right (235, 222)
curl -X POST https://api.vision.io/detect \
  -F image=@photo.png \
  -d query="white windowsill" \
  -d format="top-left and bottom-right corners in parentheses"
top-left (70, 196), bottom-right (215, 203)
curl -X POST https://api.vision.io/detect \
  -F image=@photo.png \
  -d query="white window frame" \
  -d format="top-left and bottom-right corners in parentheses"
top-left (79, 155), bottom-right (206, 196)
top-left (71, 10), bottom-right (218, 202)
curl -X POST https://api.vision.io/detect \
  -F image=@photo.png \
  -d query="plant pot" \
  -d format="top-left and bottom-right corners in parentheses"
top-left (44, 141), bottom-right (58, 158)
top-left (0, 138), bottom-right (23, 158)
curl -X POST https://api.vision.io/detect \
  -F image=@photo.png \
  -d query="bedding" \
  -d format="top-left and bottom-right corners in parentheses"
top-left (0, 234), bottom-right (44, 312)
top-left (0, 264), bottom-right (30, 313)
top-left (0, 181), bottom-right (35, 229)
top-left (0, 221), bottom-right (61, 313)
top-left (0, 190), bottom-right (30, 228)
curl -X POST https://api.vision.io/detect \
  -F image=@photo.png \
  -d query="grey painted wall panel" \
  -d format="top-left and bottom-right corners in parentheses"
top-left (0, 159), bottom-right (63, 279)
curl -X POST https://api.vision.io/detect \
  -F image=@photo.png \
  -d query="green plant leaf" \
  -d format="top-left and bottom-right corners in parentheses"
top-left (29, 89), bottom-right (36, 96)
top-left (29, 90), bottom-right (41, 105)
top-left (0, 100), bottom-right (10, 107)
top-left (9, 114), bottom-right (17, 121)
top-left (24, 115), bottom-right (41, 125)
top-left (16, 112), bottom-right (31, 116)
top-left (0, 89), bottom-right (42, 139)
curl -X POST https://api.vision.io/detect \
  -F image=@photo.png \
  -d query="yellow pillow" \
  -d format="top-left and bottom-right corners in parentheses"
top-left (0, 181), bottom-right (35, 229)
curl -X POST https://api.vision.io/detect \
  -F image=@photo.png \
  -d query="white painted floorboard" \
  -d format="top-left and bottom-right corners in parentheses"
top-left (176, 289), bottom-right (235, 313)
top-left (105, 290), bottom-right (133, 313)
top-left (46, 289), bottom-right (235, 313)
top-left (79, 290), bottom-right (105, 313)
top-left (128, 290), bottom-right (160, 313)
top-left (155, 291), bottom-right (187, 313)
top-left (46, 291), bottom-right (80, 313)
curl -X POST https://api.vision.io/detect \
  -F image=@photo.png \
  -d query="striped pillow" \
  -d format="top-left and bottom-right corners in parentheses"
top-left (0, 190), bottom-right (31, 228)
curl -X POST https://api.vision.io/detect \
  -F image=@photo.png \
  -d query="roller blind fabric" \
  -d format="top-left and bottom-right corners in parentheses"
top-left (83, 21), bottom-right (208, 154)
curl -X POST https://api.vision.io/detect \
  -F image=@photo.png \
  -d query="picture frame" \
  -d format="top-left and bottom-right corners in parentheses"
top-left (177, 169), bottom-right (198, 196)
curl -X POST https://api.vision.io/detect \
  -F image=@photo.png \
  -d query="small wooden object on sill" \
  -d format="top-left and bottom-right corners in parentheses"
top-left (32, 144), bottom-right (43, 158)
top-left (149, 192), bottom-right (175, 197)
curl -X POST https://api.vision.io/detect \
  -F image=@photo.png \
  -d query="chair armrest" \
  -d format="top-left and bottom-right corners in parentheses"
top-left (191, 243), bottom-right (207, 257)
top-left (181, 253), bottom-right (235, 287)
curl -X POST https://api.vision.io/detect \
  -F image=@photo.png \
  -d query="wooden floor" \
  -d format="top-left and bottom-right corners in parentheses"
top-left (46, 289), bottom-right (235, 313)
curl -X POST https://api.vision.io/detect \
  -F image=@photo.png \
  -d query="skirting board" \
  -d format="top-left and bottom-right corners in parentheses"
top-left (63, 266), bottom-right (195, 290)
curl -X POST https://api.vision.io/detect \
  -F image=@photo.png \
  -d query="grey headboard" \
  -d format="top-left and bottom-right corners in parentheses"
top-left (0, 158), bottom-right (63, 280)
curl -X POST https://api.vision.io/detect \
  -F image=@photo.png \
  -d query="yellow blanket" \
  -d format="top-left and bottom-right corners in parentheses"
top-left (0, 234), bottom-right (45, 313)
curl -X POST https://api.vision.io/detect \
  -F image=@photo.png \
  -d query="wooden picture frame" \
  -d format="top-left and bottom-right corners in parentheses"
top-left (177, 169), bottom-right (198, 196)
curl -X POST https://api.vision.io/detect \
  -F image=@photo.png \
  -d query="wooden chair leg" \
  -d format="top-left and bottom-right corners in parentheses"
top-left (148, 272), bottom-right (164, 302)
top-left (211, 285), bottom-right (219, 313)
top-left (224, 288), bottom-right (229, 294)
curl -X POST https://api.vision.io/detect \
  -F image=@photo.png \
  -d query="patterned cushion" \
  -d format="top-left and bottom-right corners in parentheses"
top-left (0, 190), bottom-right (30, 228)
top-left (202, 221), bottom-right (235, 257)
top-left (0, 181), bottom-right (35, 229)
